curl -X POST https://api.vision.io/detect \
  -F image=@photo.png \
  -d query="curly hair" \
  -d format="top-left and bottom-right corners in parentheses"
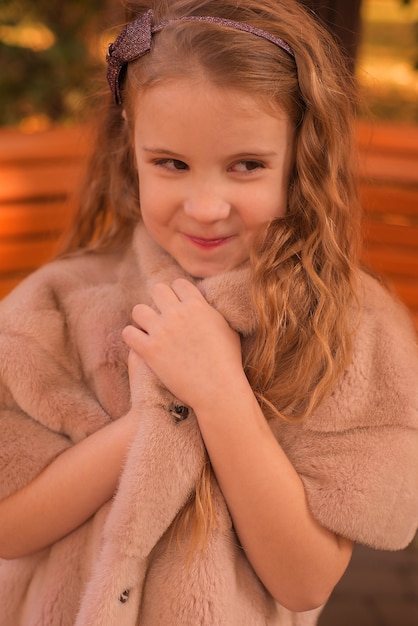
top-left (60, 0), bottom-right (362, 550)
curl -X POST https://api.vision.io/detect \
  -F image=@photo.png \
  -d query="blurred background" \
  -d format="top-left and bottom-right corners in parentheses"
top-left (358, 0), bottom-right (417, 123)
top-left (0, 0), bottom-right (417, 129)
top-left (0, 0), bottom-right (121, 130)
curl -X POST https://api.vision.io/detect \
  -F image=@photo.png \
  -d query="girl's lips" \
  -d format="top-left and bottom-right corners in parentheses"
top-left (184, 234), bottom-right (233, 249)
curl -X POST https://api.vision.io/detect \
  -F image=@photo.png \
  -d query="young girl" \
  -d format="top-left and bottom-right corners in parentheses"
top-left (0, 1), bottom-right (417, 624)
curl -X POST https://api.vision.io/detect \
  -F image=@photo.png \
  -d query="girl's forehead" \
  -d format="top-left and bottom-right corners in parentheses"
top-left (133, 76), bottom-right (288, 121)
top-left (132, 78), bottom-right (294, 158)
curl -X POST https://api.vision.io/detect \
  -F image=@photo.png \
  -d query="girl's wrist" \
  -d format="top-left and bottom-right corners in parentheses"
top-left (191, 369), bottom-right (256, 424)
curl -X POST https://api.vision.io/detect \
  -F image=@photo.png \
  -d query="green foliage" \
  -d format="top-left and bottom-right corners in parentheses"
top-left (0, 0), bottom-right (120, 126)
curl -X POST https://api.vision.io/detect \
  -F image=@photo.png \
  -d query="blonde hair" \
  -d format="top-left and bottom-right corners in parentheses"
top-left (61, 0), bottom-right (362, 550)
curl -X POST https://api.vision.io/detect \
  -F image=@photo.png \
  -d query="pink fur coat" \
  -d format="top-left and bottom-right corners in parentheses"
top-left (0, 225), bottom-right (417, 626)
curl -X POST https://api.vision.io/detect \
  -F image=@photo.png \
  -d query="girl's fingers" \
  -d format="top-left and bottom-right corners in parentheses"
top-left (130, 303), bottom-right (157, 333)
top-left (149, 282), bottom-right (181, 312)
top-left (149, 279), bottom-right (205, 311)
top-left (121, 324), bottom-right (142, 352)
top-left (171, 278), bottom-right (205, 302)
top-left (122, 321), bottom-right (148, 342)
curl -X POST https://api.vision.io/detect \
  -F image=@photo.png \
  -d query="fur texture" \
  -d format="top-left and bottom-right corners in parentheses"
top-left (0, 225), bottom-right (417, 625)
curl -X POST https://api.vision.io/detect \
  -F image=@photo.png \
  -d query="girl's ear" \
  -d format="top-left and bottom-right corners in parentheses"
top-left (122, 109), bottom-right (128, 121)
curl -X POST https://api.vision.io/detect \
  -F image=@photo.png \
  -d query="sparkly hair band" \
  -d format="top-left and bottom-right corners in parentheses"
top-left (106, 9), bottom-right (296, 105)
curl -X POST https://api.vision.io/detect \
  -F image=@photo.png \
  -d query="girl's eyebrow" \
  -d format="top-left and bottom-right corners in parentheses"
top-left (225, 151), bottom-right (278, 159)
top-left (141, 146), bottom-right (278, 158)
top-left (141, 147), bottom-right (183, 156)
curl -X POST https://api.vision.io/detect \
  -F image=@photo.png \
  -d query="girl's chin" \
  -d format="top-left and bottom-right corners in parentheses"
top-left (174, 257), bottom-right (248, 279)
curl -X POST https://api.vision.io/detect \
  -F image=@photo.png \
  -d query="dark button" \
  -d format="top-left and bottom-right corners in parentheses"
top-left (119, 589), bottom-right (130, 603)
top-left (170, 404), bottom-right (190, 423)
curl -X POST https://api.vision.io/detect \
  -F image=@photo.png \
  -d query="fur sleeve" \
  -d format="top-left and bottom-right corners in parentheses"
top-left (273, 274), bottom-right (418, 550)
top-left (0, 407), bottom-right (72, 500)
top-left (0, 264), bottom-right (113, 500)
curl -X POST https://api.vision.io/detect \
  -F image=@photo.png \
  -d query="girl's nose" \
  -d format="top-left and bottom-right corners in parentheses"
top-left (183, 193), bottom-right (231, 222)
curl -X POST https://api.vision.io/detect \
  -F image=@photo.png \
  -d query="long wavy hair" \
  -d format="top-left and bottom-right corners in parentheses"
top-left (60, 0), bottom-right (362, 551)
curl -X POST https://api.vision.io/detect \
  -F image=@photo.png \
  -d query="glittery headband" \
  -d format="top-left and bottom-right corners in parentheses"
top-left (106, 9), bottom-right (296, 105)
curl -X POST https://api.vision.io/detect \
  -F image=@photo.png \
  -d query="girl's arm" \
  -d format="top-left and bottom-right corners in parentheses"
top-left (191, 376), bottom-right (353, 612)
top-left (123, 279), bottom-right (353, 613)
top-left (0, 411), bottom-right (138, 560)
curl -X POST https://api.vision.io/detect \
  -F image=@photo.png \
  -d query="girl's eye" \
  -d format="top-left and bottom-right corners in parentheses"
top-left (230, 160), bottom-right (264, 173)
top-left (156, 159), bottom-right (188, 171)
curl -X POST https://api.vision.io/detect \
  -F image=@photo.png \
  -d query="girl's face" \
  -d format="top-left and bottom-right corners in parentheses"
top-left (133, 78), bottom-right (294, 278)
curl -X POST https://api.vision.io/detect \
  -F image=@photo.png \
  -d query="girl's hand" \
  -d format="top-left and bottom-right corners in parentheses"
top-left (122, 278), bottom-right (244, 410)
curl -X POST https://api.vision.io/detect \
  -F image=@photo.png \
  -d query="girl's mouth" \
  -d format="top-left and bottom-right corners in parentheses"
top-left (184, 235), bottom-right (233, 250)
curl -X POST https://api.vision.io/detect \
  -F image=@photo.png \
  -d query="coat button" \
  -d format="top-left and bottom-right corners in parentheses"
top-left (119, 589), bottom-right (130, 603)
top-left (170, 404), bottom-right (190, 423)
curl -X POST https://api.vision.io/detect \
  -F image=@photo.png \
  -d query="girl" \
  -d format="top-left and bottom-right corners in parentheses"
top-left (0, 1), bottom-right (417, 624)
